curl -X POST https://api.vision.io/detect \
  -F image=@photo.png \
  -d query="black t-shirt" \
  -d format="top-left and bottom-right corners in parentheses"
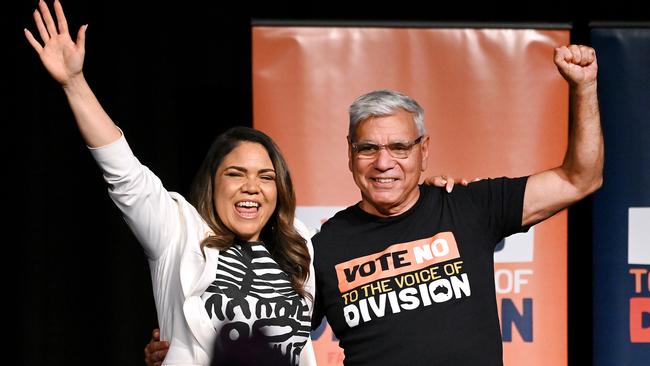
top-left (311, 177), bottom-right (529, 366)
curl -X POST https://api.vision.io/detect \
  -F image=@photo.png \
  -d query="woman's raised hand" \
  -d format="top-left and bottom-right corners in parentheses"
top-left (24, 0), bottom-right (87, 86)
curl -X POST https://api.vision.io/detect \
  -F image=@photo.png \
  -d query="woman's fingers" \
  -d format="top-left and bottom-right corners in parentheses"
top-left (38, 1), bottom-right (59, 39)
top-left (53, 0), bottom-right (69, 35)
top-left (24, 28), bottom-right (43, 53)
top-left (33, 8), bottom-right (49, 43)
top-left (76, 24), bottom-right (87, 53)
top-left (445, 178), bottom-right (455, 193)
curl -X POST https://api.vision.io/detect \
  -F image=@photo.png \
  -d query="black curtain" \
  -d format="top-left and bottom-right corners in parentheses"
top-left (11, 2), bottom-right (251, 365)
top-left (8, 1), bottom-right (646, 365)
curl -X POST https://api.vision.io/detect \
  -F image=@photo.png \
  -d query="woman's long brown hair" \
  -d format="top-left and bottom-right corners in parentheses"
top-left (191, 127), bottom-right (311, 300)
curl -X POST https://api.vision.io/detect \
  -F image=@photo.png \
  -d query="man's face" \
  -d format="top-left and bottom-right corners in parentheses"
top-left (348, 109), bottom-right (429, 217)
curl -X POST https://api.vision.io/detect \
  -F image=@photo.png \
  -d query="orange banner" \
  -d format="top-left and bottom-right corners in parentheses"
top-left (253, 25), bottom-right (569, 366)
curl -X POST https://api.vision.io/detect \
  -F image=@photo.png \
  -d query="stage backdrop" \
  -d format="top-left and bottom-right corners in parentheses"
top-left (591, 27), bottom-right (650, 366)
top-left (253, 24), bottom-right (570, 365)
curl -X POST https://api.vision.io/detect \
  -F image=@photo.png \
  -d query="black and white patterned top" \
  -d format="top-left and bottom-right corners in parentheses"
top-left (201, 241), bottom-right (311, 365)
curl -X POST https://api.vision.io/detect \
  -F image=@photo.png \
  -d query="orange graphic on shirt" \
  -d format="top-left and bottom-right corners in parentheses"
top-left (335, 232), bottom-right (460, 293)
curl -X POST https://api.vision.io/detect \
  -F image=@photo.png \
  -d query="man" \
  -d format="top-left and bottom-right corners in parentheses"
top-left (146, 44), bottom-right (602, 365)
top-left (309, 44), bottom-right (602, 365)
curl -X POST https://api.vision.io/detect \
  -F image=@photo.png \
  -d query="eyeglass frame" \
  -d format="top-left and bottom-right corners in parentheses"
top-left (349, 135), bottom-right (424, 159)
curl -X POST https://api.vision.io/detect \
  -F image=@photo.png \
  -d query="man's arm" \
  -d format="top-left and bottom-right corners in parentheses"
top-left (523, 45), bottom-right (604, 227)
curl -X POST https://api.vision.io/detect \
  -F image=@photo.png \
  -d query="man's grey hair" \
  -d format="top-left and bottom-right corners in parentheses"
top-left (348, 89), bottom-right (426, 141)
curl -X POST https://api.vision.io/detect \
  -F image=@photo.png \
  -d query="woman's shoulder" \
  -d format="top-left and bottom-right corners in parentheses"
top-left (293, 217), bottom-right (318, 241)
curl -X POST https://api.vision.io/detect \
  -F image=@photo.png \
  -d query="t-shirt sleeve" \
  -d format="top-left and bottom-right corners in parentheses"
top-left (310, 233), bottom-right (326, 330)
top-left (311, 288), bottom-right (326, 331)
top-left (467, 176), bottom-right (530, 243)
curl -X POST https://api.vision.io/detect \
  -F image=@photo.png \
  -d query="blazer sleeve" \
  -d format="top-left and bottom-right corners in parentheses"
top-left (89, 132), bottom-right (183, 260)
top-left (299, 337), bottom-right (318, 366)
top-left (293, 217), bottom-right (317, 311)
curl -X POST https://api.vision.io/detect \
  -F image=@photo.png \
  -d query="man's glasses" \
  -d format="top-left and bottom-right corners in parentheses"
top-left (350, 136), bottom-right (423, 159)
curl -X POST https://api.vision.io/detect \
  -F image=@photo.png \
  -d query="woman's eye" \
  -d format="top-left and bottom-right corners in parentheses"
top-left (261, 175), bottom-right (276, 181)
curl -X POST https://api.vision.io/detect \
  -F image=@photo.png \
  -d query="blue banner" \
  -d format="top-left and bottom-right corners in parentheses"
top-left (592, 27), bottom-right (650, 366)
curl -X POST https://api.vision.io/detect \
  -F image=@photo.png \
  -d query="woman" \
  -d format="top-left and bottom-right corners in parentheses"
top-left (25, 1), bottom-right (316, 365)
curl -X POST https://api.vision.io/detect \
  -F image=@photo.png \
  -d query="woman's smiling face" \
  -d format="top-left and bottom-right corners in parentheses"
top-left (213, 141), bottom-right (277, 241)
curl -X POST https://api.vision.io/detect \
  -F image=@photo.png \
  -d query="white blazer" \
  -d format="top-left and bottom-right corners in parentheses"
top-left (90, 134), bottom-right (317, 366)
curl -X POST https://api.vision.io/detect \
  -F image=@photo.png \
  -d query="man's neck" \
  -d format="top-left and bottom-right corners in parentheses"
top-left (359, 188), bottom-right (421, 217)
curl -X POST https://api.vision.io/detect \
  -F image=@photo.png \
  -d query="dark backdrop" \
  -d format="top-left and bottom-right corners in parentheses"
top-left (7, 1), bottom-right (647, 365)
